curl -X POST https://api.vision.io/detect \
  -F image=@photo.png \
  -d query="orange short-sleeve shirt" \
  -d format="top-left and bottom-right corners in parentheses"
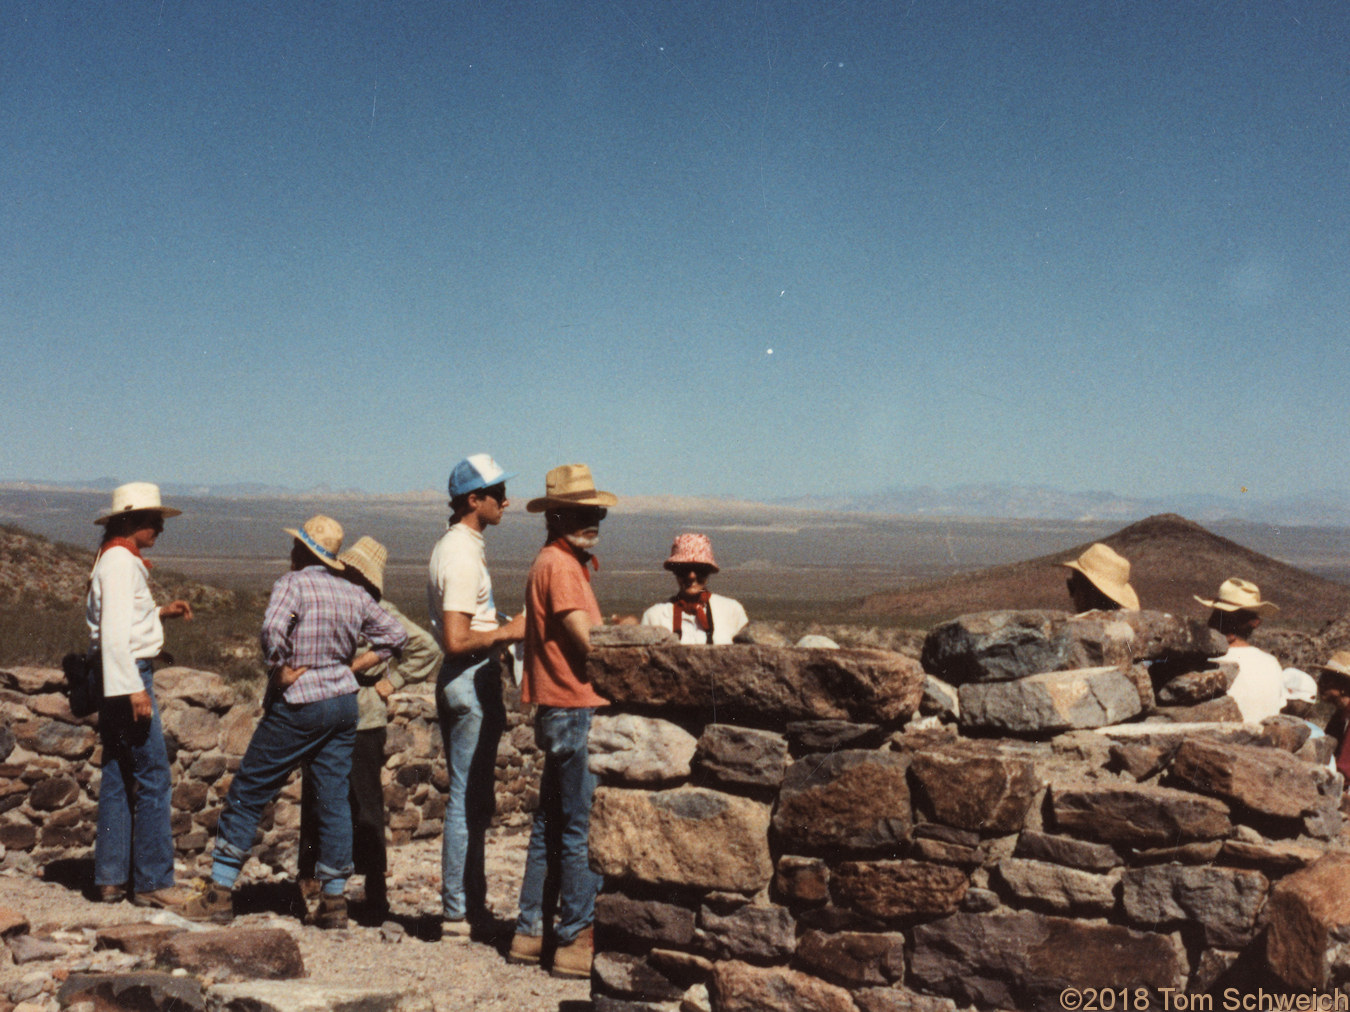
top-left (522, 540), bottom-right (607, 708)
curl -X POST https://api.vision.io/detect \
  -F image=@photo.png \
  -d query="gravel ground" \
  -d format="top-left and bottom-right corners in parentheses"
top-left (0, 829), bottom-right (592, 1012)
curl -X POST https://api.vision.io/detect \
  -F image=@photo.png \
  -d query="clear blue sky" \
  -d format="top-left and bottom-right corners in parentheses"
top-left (4, 1), bottom-right (1347, 502)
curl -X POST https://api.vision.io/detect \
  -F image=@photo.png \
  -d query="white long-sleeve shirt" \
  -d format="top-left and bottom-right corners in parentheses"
top-left (86, 545), bottom-right (164, 697)
top-left (640, 593), bottom-right (749, 645)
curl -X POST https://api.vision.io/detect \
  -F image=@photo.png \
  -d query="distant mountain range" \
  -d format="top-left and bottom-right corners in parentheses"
top-left (6, 479), bottom-right (1348, 526)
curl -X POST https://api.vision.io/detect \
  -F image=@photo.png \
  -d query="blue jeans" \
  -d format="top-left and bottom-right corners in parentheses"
top-left (95, 660), bottom-right (175, 893)
top-left (437, 655), bottom-right (505, 920)
top-left (213, 692), bottom-right (358, 897)
top-left (515, 706), bottom-right (601, 945)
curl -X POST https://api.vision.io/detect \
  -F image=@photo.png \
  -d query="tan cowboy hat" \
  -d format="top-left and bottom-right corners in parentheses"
top-left (526, 464), bottom-right (618, 513)
top-left (1060, 542), bottom-right (1139, 610)
top-left (94, 482), bottom-right (182, 525)
top-left (1313, 650), bottom-right (1350, 678)
top-left (1194, 577), bottom-right (1279, 614)
top-left (339, 536), bottom-right (387, 595)
top-left (284, 515), bottom-right (345, 571)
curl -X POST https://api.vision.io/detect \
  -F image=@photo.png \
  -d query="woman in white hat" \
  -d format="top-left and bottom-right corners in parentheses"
top-left (86, 482), bottom-right (194, 907)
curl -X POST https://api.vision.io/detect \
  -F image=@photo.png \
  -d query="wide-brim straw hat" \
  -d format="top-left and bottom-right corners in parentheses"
top-left (1313, 650), bottom-right (1350, 678)
top-left (284, 515), bottom-right (345, 571)
top-left (94, 482), bottom-right (182, 525)
top-left (338, 536), bottom-right (387, 595)
top-left (1060, 542), bottom-right (1139, 610)
top-left (526, 464), bottom-right (618, 513)
top-left (1194, 577), bottom-right (1279, 613)
top-left (664, 532), bottom-right (719, 573)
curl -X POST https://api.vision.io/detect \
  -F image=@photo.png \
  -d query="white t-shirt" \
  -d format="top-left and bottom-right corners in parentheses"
top-left (641, 593), bottom-right (749, 645)
top-left (86, 545), bottom-right (164, 697)
top-left (1226, 644), bottom-right (1285, 723)
top-left (427, 523), bottom-right (498, 647)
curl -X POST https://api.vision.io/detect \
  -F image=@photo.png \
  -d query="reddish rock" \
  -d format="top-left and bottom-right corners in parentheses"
top-left (908, 743), bottom-right (1040, 833)
top-left (95, 922), bottom-right (185, 955)
top-left (58, 971), bottom-right (206, 1012)
top-left (0, 821), bottom-right (37, 850)
top-left (156, 927), bottom-right (304, 980)
top-left (831, 861), bottom-right (969, 919)
top-left (0, 667), bottom-right (66, 694)
top-left (1050, 783), bottom-right (1231, 847)
top-left (0, 906), bottom-right (29, 936)
top-left (592, 951), bottom-right (685, 1001)
top-left (698, 901), bottom-right (796, 962)
top-left (774, 751), bottom-right (911, 853)
top-left (1153, 664), bottom-right (1234, 705)
top-left (795, 929), bottom-right (906, 987)
top-left (1266, 852), bottom-right (1350, 990)
top-left (710, 961), bottom-right (858, 1012)
top-left (162, 705), bottom-right (221, 753)
top-left (28, 775), bottom-right (79, 810)
top-left (1170, 738), bottom-right (1336, 820)
top-left (694, 725), bottom-right (789, 789)
top-left (775, 856), bottom-right (830, 904)
top-left (13, 720), bottom-right (96, 759)
top-left (595, 892), bottom-right (697, 948)
top-left (218, 705), bottom-right (259, 756)
top-left (586, 644), bottom-right (925, 724)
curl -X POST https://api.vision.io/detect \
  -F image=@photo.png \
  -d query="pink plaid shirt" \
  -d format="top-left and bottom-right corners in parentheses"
top-left (260, 565), bottom-right (407, 705)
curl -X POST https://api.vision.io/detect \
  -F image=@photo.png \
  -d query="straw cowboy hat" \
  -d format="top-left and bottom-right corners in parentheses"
top-left (664, 533), bottom-right (720, 573)
top-left (1194, 577), bottom-right (1279, 614)
top-left (284, 515), bottom-right (345, 571)
top-left (526, 464), bottom-right (617, 513)
top-left (339, 536), bottom-right (388, 596)
top-left (94, 482), bottom-right (182, 525)
top-left (1060, 542), bottom-right (1139, 610)
top-left (1313, 650), bottom-right (1350, 678)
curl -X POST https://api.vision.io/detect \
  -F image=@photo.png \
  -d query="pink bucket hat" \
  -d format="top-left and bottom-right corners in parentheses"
top-left (663, 533), bottom-right (719, 573)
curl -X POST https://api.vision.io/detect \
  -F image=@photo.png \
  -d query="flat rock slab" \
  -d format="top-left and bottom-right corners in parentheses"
top-left (994, 858), bottom-right (1121, 914)
top-left (95, 922), bottom-right (186, 955)
top-left (1121, 864), bottom-right (1269, 947)
top-left (1051, 783), bottom-right (1232, 848)
top-left (795, 929), bottom-right (906, 988)
top-left (586, 644), bottom-right (924, 723)
top-left (959, 666), bottom-right (1143, 734)
top-left (59, 972), bottom-right (207, 1012)
top-left (596, 892), bottom-right (697, 948)
top-left (710, 960), bottom-right (857, 1012)
top-left (1154, 663), bottom-right (1235, 705)
top-left (697, 902), bottom-right (796, 962)
top-left (593, 951), bottom-right (686, 1002)
top-left (785, 719), bottom-right (888, 755)
top-left (831, 860), bottom-right (969, 919)
top-left (209, 980), bottom-right (414, 1012)
top-left (588, 714), bottom-right (698, 784)
top-left (1170, 738), bottom-right (1336, 820)
top-left (1266, 852), bottom-right (1350, 990)
top-left (909, 743), bottom-right (1041, 833)
top-left (590, 786), bottom-right (773, 892)
top-left (909, 910), bottom-right (1185, 1009)
top-left (1012, 831), bottom-right (1121, 871)
top-left (773, 750), bottom-right (911, 853)
top-left (157, 927), bottom-right (304, 980)
top-left (693, 724), bottom-right (788, 789)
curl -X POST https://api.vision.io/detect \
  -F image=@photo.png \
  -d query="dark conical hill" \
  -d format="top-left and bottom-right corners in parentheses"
top-left (859, 513), bottom-right (1350, 628)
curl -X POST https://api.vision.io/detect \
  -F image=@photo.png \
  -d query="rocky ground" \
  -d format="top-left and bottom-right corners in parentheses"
top-left (0, 828), bottom-right (591, 1012)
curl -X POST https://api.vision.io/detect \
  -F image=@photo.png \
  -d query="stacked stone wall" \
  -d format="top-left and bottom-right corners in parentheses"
top-left (0, 665), bottom-right (541, 881)
top-left (581, 612), bottom-right (1350, 1012)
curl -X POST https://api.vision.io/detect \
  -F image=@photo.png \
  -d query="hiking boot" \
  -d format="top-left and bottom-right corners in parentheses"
top-left (177, 882), bottom-right (234, 924)
top-left (305, 894), bottom-right (348, 930)
top-left (133, 885), bottom-right (200, 909)
top-left (550, 926), bottom-right (593, 979)
top-left (97, 884), bottom-right (127, 904)
top-left (442, 918), bottom-right (473, 939)
top-left (506, 932), bottom-right (543, 966)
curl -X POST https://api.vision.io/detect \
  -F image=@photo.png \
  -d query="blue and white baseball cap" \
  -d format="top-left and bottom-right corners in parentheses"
top-left (448, 454), bottom-right (516, 497)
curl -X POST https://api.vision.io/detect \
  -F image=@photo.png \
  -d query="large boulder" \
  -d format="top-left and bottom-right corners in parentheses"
top-left (1170, 738), bottom-right (1339, 821)
top-left (958, 666), bottom-right (1143, 734)
top-left (1120, 864), bottom-right (1269, 947)
top-left (1266, 852), bottom-right (1350, 990)
top-left (1050, 783), bottom-right (1232, 847)
top-left (589, 787), bottom-right (773, 892)
top-left (586, 644), bottom-right (924, 724)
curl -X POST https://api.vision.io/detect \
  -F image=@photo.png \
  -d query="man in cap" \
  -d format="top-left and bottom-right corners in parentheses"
top-left (641, 532), bottom-right (748, 644)
top-left (184, 516), bottom-right (407, 927)
top-left (507, 464), bottom-right (616, 978)
top-left (1316, 651), bottom-right (1350, 786)
top-left (298, 536), bottom-right (442, 924)
top-left (1196, 577), bottom-right (1282, 723)
top-left (427, 455), bottom-right (525, 937)
top-left (1060, 543), bottom-right (1139, 613)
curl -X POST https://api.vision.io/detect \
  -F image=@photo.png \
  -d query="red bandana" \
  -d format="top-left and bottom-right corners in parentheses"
top-left (99, 536), bottom-right (151, 569)
top-left (672, 592), bottom-right (713, 643)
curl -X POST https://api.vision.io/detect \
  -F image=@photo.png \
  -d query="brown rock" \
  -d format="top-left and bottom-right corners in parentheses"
top-left (0, 821), bottom-right (36, 850)
top-left (1150, 696), bottom-right (1243, 722)
top-left (795, 929), bottom-right (906, 987)
top-left (993, 858), bottom-right (1121, 914)
top-left (909, 744), bottom-right (1040, 833)
top-left (156, 667), bottom-right (236, 711)
top-left (697, 901), bottom-right (796, 962)
top-left (1170, 738), bottom-right (1336, 819)
top-left (853, 988), bottom-right (957, 1012)
top-left (1266, 852), bottom-right (1350, 990)
top-left (694, 725), bottom-right (789, 789)
top-left (172, 781), bottom-right (209, 811)
top-left (157, 927), bottom-right (304, 980)
top-left (595, 892), bottom-right (697, 948)
top-left (1154, 664), bottom-right (1234, 705)
top-left (592, 951), bottom-right (685, 1001)
top-left (775, 856), bottom-right (830, 904)
top-left (58, 971), bottom-right (207, 1012)
top-left (13, 719), bottom-right (96, 759)
top-left (162, 705), bottom-right (221, 753)
top-left (1108, 742), bottom-right (1169, 780)
top-left (589, 787), bottom-right (772, 892)
top-left (785, 721), bottom-right (888, 755)
top-left (773, 751), bottom-right (910, 853)
top-left (218, 705), bottom-right (258, 756)
top-left (1220, 839), bottom-right (1325, 873)
top-left (28, 775), bottom-right (79, 810)
top-left (710, 961), bottom-right (858, 1012)
top-left (831, 861), bottom-right (969, 919)
top-left (586, 644), bottom-right (925, 724)
top-left (0, 906), bottom-right (29, 936)
top-left (95, 923), bottom-right (185, 955)
top-left (0, 667), bottom-right (65, 694)
top-left (1120, 864), bottom-right (1268, 946)
top-left (1050, 783), bottom-right (1231, 847)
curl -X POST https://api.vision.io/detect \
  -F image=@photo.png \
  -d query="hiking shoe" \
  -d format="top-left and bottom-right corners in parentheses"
top-left (506, 932), bottom-right (543, 966)
top-left (305, 894), bottom-right (348, 930)
top-left (442, 918), bottom-right (473, 939)
top-left (97, 884), bottom-right (127, 904)
top-left (298, 877), bottom-right (321, 901)
top-left (550, 926), bottom-right (593, 979)
top-left (177, 882), bottom-right (234, 924)
top-left (133, 885), bottom-right (200, 909)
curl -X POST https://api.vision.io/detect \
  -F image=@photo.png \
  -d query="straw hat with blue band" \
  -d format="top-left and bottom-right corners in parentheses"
top-left (284, 515), bottom-right (345, 571)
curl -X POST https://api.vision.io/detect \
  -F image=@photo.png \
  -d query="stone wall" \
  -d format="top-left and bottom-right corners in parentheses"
top-left (581, 611), bottom-right (1350, 1012)
top-left (0, 665), bottom-right (542, 881)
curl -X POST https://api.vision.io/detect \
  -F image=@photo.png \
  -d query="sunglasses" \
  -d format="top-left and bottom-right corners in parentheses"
top-left (573, 506), bottom-right (607, 524)
top-left (477, 484), bottom-right (507, 504)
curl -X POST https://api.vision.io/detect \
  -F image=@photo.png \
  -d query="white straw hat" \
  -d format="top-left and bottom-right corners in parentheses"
top-left (1060, 542), bottom-right (1139, 610)
top-left (1194, 577), bottom-right (1279, 614)
top-left (94, 482), bottom-right (182, 525)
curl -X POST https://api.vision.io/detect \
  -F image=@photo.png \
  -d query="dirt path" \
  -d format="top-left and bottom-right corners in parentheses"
top-left (0, 830), bottom-right (591, 1012)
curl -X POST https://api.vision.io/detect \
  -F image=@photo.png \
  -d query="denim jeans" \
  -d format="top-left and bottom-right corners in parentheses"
top-left (437, 655), bottom-right (506, 920)
top-left (515, 706), bottom-right (601, 945)
top-left (95, 660), bottom-right (175, 893)
top-left (298, 725), bottom-right (387, 882)
top-left (213, 692), bottom-right (358, 897)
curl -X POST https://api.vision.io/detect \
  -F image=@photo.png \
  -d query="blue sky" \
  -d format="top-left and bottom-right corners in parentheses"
top-left (4, 1), bottom-right (1347, 503)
